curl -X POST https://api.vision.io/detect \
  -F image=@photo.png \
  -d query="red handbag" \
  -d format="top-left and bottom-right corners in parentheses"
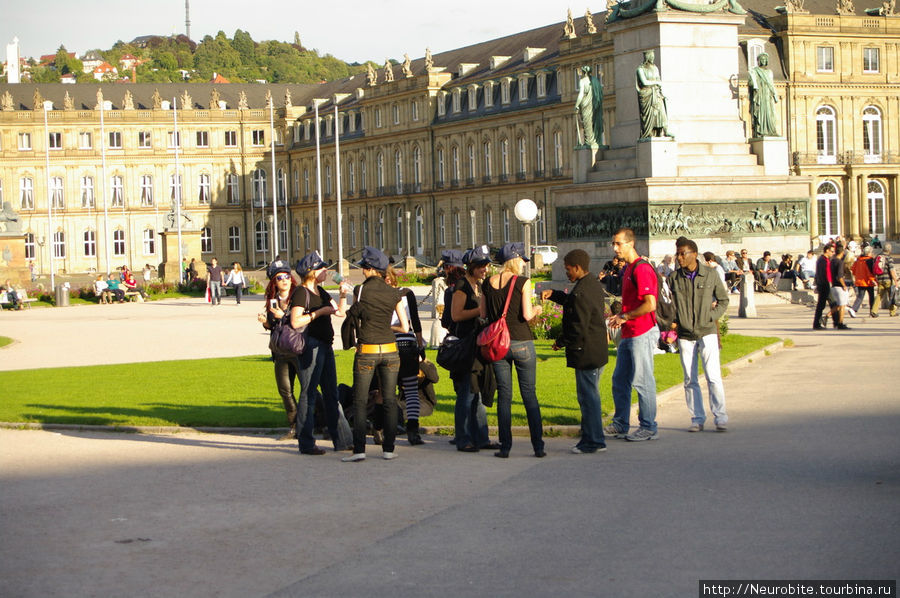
top-left (477, 275), bottom-right (517, 362)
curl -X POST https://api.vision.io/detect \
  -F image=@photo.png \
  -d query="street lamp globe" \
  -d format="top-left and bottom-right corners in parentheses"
top-left (514, 198), bottom-right (538, 223)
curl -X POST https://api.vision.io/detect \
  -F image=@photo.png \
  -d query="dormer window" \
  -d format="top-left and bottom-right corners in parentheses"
top-left (467, 84), bottom-right (479, 111)
top-left (490, 56), bottom-right (510, 70)
top-left (437, 92), bottom-right (447, 117)
top-left (501, 78), bottom-right (512, 105)
top-left (484, 81), bottom-right (495, 108)
top-left (458, 63), bottom-right (478, 77)
top-left (349, 112), bottom-right (357, 132)
top-left (452, 89), bottom-right (461, 114)
top-left (518, 74), bottom-right (530, 103)
top-left (746, 38), bottom-right (765, 69)
top-left (536, 72), bottom-right (548, 98)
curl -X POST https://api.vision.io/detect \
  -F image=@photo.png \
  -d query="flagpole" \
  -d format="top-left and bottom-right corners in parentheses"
top-left (43, 101), bottom-right (55, 289)
top-left (334, 105), bottom-right (343, 277)
top-left (314, 101), bottom-right (324, 258)
top-left (99, 97), bottom-right (110, 277)
top-left (174, 97), bottom-right (183, 279)
top-left (269, 96), bottom-right (278, 259)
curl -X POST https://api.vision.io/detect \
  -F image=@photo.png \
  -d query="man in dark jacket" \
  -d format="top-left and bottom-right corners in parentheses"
top-left (813, 243), bottom-right (835, 330)
top-left (667, 237), bottom-right (730, 432)
top-left (541, 249), bottom-right (609, 454)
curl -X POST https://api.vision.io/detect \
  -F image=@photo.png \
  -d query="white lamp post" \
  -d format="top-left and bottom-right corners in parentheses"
top-left (514, 198), bottom-right (538, 278)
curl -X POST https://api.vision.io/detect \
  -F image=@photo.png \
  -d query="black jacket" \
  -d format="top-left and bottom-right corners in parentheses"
top-left (667, 264), bottom-right (729, 341)
top-left (547, 273), bottom-right (608, 370)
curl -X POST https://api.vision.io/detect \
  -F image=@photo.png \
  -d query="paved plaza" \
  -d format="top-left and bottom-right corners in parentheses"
top-left (1, 298), bottom-right (898, 597)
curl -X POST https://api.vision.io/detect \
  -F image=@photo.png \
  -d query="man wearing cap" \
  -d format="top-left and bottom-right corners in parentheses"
top-left (343, 247), bottom-right (410, 462)
top-left (606, 228), bottom-right (659, 442)
top-left (541, 249), bottom-right (609, 454)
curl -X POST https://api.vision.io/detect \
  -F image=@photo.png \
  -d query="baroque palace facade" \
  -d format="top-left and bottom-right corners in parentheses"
top-left (0, 0), bottom-right (898, 275)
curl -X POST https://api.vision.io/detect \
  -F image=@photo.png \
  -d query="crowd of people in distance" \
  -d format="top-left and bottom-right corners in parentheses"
top-left (92, 264), bottom-right (153, 303)
top-left (257, 228), bottom-right (744, 462)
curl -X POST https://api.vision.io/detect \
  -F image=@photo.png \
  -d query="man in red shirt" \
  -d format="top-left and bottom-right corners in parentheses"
top-left (605, 228), bottom-right (659, 441)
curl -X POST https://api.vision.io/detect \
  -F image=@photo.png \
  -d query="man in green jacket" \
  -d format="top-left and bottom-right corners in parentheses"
top-left (667, 237), bottom-right (730, 433)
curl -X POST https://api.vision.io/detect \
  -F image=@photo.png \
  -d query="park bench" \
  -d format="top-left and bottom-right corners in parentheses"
top-left (124, 291), bottom-right (143, 302)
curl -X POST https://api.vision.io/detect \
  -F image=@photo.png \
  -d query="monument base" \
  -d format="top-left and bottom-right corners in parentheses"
top-left (750, 137), bottom-right (789, 176)
top-left (636, 138), bottom-right (678, 178)
top-left (0, 233), bottom-right (30, 287)
top-left (159, 230), bottom-right (205, 284)
top-left (574, 147), bottom-right (601, 184)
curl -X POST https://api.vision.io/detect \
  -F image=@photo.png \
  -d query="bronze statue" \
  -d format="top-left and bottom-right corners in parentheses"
top-left (748, 53), bottom-right (779, 137)
top-left (635, 50), bottom-right (670, 138)
top-left (574, 65), bottom-right (603, 149)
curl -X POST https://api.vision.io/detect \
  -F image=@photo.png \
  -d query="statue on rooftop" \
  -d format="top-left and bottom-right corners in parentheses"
top-left (33, 89), bottom-right (44, 111)
top-left (63, 91), bottom-right (74, 110)
top-left (181, 90), bottom-right (192, 110)
top-left (402, 53), bottom-right (413, 78)
top-left (585, 8), bottom-right (598, 33)
top-left (284, 88), bottom-right (292, 108)
top-left (152, 89), bottom-right (162, 109)
top-left (425, 48), bottom-right (434, 71)
top-left (123, 89), bottom-right (135, 110)
top-left (238, 90), bottom-right (249, 110)
top-left (383, 59), bottom-right (394, 82)
top-left (210, 87), bottom-right (221, 109)
top-left (366, 63), bottom-right (377, 86)
top-left (835, 0), bottom-right (855, 14)
top-left (95, 88), bottom-right (103, 110)
top-left (574, 65), bottom-right (603, 149)
top-left (564, 9), bottom-right (577, 38)
top-left (635, 50), bottom-right (671, 138)
top-left (1, 91), bottom-right (13, 111)
top-left (748, 53), bottom-right (779, 137)
top-left (265, 89), bottom-right (273, 107)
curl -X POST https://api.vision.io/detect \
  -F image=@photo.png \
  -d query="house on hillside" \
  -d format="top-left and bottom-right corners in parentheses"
top-left (81, 50), bottom-right (104, 74)
top-left (92, 61), bottom-right (117, 81)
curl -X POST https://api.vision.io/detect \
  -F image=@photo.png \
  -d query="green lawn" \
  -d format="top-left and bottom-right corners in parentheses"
top-left (0, 336), bottom-right (12, 349)
top-left (0, 335), bottom-right (777, 429)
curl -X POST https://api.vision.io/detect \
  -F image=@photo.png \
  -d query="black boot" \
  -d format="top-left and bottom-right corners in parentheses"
top-left (407, 419), bottom-right (424, 445)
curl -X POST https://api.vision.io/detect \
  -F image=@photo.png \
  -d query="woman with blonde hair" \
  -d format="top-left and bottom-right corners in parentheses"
top-left (225, 262), bottom-right (247, 305)
top-left (483, 242), bottom-right (545, 458)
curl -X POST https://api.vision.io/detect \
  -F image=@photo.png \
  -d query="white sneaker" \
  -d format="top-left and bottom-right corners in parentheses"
top-left (625, 428), bottom-right (659, 442)
top-left (341, 453), bottom-right (366, 462)
top-left (382, 451), bottom-right (397, 460)
top-left (848, 308), bottom-right (857, 318)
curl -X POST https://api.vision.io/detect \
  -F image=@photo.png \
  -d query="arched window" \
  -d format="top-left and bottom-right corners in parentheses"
top-left (349, 216), bottom-right (357, 248)
top-left (359, 159), bottom-right (367, 193)
top-left (816, 106), bottom-right (837, 164)
top-left (415, 206), bottom-right (424, 254)
top-left (362, 217), bottom-right (369, 246)
top-left (396, 208), bottom-right (404, 253)
top-left (451, 146), bottom-right (460, 184)
top-left (53, 230), bottom-right (66, 259)
top-left (200, 226), bottom-right (212, 253)
top-left (110, 175), bottom-right (123, 208)
top-left (140, 175), bottom-right (154, 206)
top-left (503, 208), bottom-right (510, 242)
top-left (535, 133), bottom-right (544, 176)
top-left (466, 143), bottom-right (475, 183)
top-left (113, 228), bottom-right (126, 256)
top-left (82, 176), bottom-right (96, 208)
top-left (348, 160), bottom-right (356, 194)
top-left (436, 148), bottom-right (445, 185)
top-left (252, 169), bottom-right (267, 205)
top-left (816, 181), bottom-right (840, 239)
top-left (862, 106), bottom-right (882, 163)
top-left (483, 142), bottom-right (492, 179)
top-left (20, 177), bottom-right (34, 210)
top-left (485, 208), bottom-right (494, 244)
top-left (868, 180), bottom-right (886, 236)
top-left (412, 146), bottom-right (421, 187)
top-left (500, 139), bottom-right (509, 177)
top-left (83, 229), bottom-right (96, 257)
top-left (198, 173), bottom-right (211, 204)
top-left (553, 131), bottom-right (563, 171)
top-left (325, 163), bottom-right (333, 196)
top-left (394, 150), bottom-right (403, 194)
top-left (439, 211), bottom-right (446, 246)
top-left (277, 168), bottom-right (287, 203)
top-left (327, 218), bottom-right (333, 249)
top-left (517, 137), bottom-right (527, 176)
top-left (376, 209), bottom-right (385, 249)
top-left (376, 152), bottom-right (385, 191)
top-left (50, 176), bottom-right (64, 209)
top-left (255, 220), bottom-right (269, 253)
top-left (279, 218), bottom-right (288, 252)
top-left (454, 211), bottom-right (461, 245)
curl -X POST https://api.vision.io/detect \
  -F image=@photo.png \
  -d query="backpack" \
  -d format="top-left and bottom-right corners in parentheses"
top-left (872, 254), bottom-right (887, 276)
top-left (629, 259), bottom-right (676, 329)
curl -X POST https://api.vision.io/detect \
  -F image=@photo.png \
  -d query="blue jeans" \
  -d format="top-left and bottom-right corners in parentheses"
top-left (231, 283), bottom-right (243, 304)
top-left (209, 280), bottom-right (222, 304)
top-left (297, 337), bottom-right (352, 451)
top-left (452, 374), bottom-right (490, 449)
top-left (352, 351), bottom-right (400, 453)
top-left (492, 340), bottom-right (544, 453)
top-left (574, 367), bottom-right (606, 451)
top-left (677, 333), bottom-right (727, 426)
top-left (611, 326), bottom-right (658, 433)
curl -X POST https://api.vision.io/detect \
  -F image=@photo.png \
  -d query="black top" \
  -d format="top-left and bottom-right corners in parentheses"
top-left (352, 276), bottom-right (402, 345)
top-left (399, 288), bottom-right (423, 334)
top-left (547, 274), bottom-right (608, 370)
top-left (814, 255), bottom-right (831, 288)
top-left (290, 285), bottom-right (335, 344)
top-left (484, 274), bottom-right (533, 342)
top-left (830, 256), bottom-right (846, 288)
top-left (208, 265), bottom-right (223, 281)
top-left (449, 278), bottom-right (480, 338)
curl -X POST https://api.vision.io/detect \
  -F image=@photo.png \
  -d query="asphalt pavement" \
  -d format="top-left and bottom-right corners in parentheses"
top-left (0, 297), bottom-right (898, 597)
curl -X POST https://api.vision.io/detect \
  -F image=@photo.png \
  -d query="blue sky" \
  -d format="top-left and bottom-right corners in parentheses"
top-left (3, 0), bottom-right (578, 63)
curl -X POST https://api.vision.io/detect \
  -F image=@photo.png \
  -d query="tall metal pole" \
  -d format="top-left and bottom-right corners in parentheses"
top-left (334, 105), bottom-right (343, 275)
top-left (174, 97), bottom-right (183, 279)
top-left (43, 102), bottom-right (55, 290)
top-left (269, 97), bottom-right (278, 259)
top-left (314, 102), bottom-right (324, 257)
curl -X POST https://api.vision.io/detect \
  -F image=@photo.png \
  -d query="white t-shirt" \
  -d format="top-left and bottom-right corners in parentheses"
top-left (799, 256), bottom-right (816, 272)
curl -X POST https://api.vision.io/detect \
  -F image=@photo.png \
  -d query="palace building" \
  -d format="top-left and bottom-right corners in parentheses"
top-left (1, 0), bottom-right (897, 276)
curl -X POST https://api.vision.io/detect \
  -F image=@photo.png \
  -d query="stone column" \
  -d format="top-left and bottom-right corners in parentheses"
top-left (891, 175), bottom-right (900, 238)
top-left (738, 272), bottom-right (756, 318)
top-left (846, 171), bottom-right (858, 236)
top-left (858, 172), bottom-right (869, 237)
top-left (808, 178), bottom-right (819, 240)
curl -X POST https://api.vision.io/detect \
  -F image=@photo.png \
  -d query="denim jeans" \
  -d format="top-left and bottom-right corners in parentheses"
top-left (296, 337), bottom-right (352, 451)
top-left (231, 283), bottom-right (243, 304)
top-left (273, 355), bottom-right (298, 425)
top-left (677, 333), bottom-right (727, 426)
top-left (352, 351), bottom-right (400, 453)
top-left (611, 326), bottom-right (658, 433)
top-left (492, 340), bottom-right (544, 453)
top-left (452, 374), bottom-right (490, 449)
top-left (852, 286), bottom-right (876, 313)
top-left (574, 367), bottom-right (606, 451)
top-left (209, 280), bottom-right (222, 304)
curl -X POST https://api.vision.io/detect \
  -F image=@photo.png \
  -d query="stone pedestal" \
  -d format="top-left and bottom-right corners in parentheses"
top-left (338, 258), bottom-right (350, 279)
top-left (159, 230), bottom-right (204, 283)
top-left (403, 256), bottom-right (417, 273)
top-left (738, 273), bottom-right (757, 318)
top-left (0, 233), bottom-right (30, 286)
top-left (574, 147), bottom-right (600, 183)
top-left (636, 138), bottom-right (678, 178)
top-left (749, 137), bottom-right (790, 176)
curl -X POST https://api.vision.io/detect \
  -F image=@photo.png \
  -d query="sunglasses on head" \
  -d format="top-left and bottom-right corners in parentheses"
top-left (275, 273), bottom-right (291, 281)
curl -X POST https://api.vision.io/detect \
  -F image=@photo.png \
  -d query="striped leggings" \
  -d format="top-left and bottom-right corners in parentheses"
top-left (395, 332), bottom-right (421, 421)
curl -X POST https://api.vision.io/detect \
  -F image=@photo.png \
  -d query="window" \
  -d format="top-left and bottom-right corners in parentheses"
top-left (437, 149), bottom-right (445, 184)
top-left (167, 131), bottom-right (181, 148)
top-left (485, 82), bottom-right (494, 108)
top-left (466, 144), bottom-right (475, 182)
top-left (226, 173), bottom-right (239, 205)
top-left (412, 146), bottom-right (421, 187)
top-left (396, 208), bottom-right (403, 252)
top-left (452, 89), bottom-right (461, 113)
top-left (863, 106), bottom-right (882, 162)
top-left (501, 79), bottom-right (511, 104)
top-left (863, 48), bottom-right (879, 73)
top-left (535, 133), bottom-right (544, 174)
top-left (349, 217), bottom-right (357, 248)
top-left (503, 209), bottom-right (510, 242)
top-left (277, 169), bottom-right (286, 203)
top-left (553, 131), bottom-right (563, 170)
top-left (224, 130), bottom-right (237, 147)
top-left (251, 130), bottom-right (265, 146)
top-left (138, 131), bottom-right (151, 148)
top-left (517, 137), bottom-right (527, 175)
top-left (485, 209), bottom-right (493, 244)
top-left (25, 233), bottom-right (35, 260)
top-left (274, 128), bottom-right (283, 145)
top-left (82, 176), bottom-right (96, 208)
top-left (376, 152), bottom-right (384, 190)
top-left (143, 229), bottom-right (156, 255)
top-left (325, 164), bottom-right (332, 195)
top-left (500, 139), bottom-right (509, 177)
top-left (20, 177), bottom-right (34, 209)
top-left (538, 206), bottom-right (547, 242)
top-left (18, 133), bottom-right (32, 150)
top-left (518, 75), bottom-right (529, 102)
top-left (816, 106), bottom-right (837, 164)
top-left (454, 211), bottom-right (461, 245)
top-left (362, 217), bottom-right (369, 246)
top-left (328, 218), bottom-right (334, 250)
top-left (138, 175), bottom-right (153, 206)
top-left (374, 107), bottom-right (382, 128)
top-left (113, 229), bottom-right (125, 257)
top-left (437, 94), bottom-right (446, 117)
top-left (255, 220), bottom-right (269, 253)
top-left (376, 209), bottom-right (384, 249)
top-left (201, 226), bottom-right (212, 253)
top-left (360, 159), bottom-right (367, 193)
top-left (108, 131), bottom-right (122, 149)
top-left (451, 146), bottom-right (460, 183)
top-left (279, 219), bottom-right (288, 253)
top-left (252, 169), bottom-right (267, 206)
top-left (303, 168), bottom-right (310, 198)
top-left (415, 206), bottom-right (424, 254)
top-left (348, 161), bottom-right (356, 194)
top-left (439, 212), bottom-right (446, 245)
top-left (53, 231), bottom-right (66, 259)
top-left (302, 221), bottom-right (310, 251)
top-left (816, 181), bottom-right (840, 238)
top-left (537, 72), bottom-right (547, 98)
top-left (747, 39), bottom-right (765, 70)
top-left (78, 132), bottom-right (93, 149)
top-left (196, 130), bottom-right (209, 148)
top-left (394, 150), bottom-right (403, 193)
top-left (816, 46), bottom-right (834, 72)
top-left (198, 173), bottom-right (211, 204)
top-left (411, 100), bottom-right (419, 121)
top-left (170, 174), bottom-right (183, 205)
top-left (468, 87), bottom-right (478, 111)
top-left (483, 142), bottom-right (492, 179)
top-left (49, 176), bottom-right (64, 209)
top-left (48, 132), bottom-right (62, 150)
top-left (292, 169), bottom-right (299, 201)
top-left (392, 104), bottom-right (400, 125)
top-left (228, 226), bottom-right (241, 252)
top-left (111, 176), bottom-right (124, 207)
top-left (83, 230), bottom-right (96, 257)
top-left (868, 180), bottom-right (886, 236)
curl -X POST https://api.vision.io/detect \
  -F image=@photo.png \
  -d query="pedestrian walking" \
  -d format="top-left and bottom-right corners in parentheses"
top-left (225, 262), bottom-right (247, 305)
top-left (206, 258), bottom-right (224, 305)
